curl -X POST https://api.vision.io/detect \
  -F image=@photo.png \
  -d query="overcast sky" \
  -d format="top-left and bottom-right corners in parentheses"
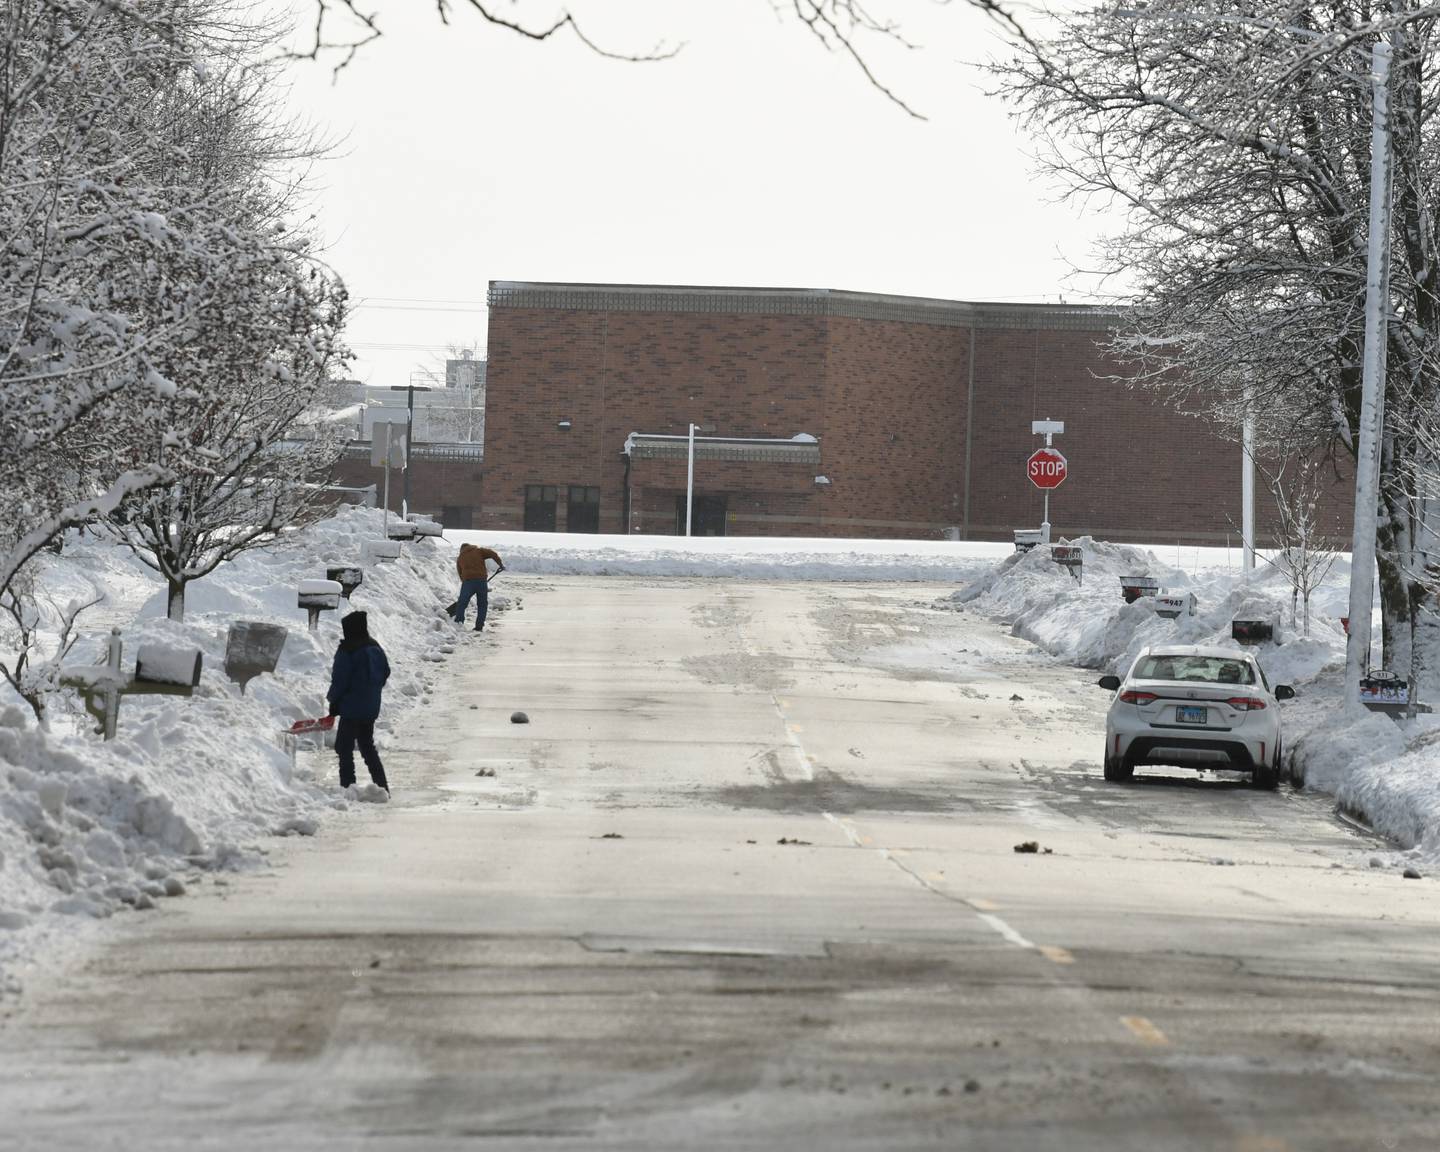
top-left (281, 1), bottom-right (1112, 387)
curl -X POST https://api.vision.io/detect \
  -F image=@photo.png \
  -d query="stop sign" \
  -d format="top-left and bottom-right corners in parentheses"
top-left (1027, 447), bottom-right (1068, 490)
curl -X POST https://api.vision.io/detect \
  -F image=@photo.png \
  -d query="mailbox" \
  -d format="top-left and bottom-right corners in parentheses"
top-left (1014, 529), bottom-right (1045, 553)
top-left (1120, 576), bottom-right (1160, 603)
top-left (385, 521), bottom-right (417, 541)
top-left (409, 520), bottom-right (444, 539)
top-left (327, 567), bottom-right (363, 599)
top-left (298, 579), bottom-right (343, 633)
top-left (1359, 669), bottom-right (1409, 712)
top-left (364, 540), bottom-right (401, 563)
top-left (1154, 593), bottom-right (1197, 619)
top-left (224, 622), bottom-right (287, 693)
top-left (1232, 619), bottom-right (1274, 644)
top-left (133, 644), bottom-right (203, 693)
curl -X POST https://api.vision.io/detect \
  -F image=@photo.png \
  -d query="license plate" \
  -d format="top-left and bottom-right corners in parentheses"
top-left (1175, 705), bottom-right (1207, 724)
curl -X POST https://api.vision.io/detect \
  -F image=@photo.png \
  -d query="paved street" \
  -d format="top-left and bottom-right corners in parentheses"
top-left (3, 575), bottom-right (1438, 1150)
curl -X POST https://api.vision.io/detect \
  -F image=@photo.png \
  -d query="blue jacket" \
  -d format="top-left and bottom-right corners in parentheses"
top-left (327, 642), bottom-right (390, 721)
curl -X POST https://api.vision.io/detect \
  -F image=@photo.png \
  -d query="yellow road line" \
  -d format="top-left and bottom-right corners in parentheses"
top-left (966, 898), bottom-right (1000, 912)
top-left (1038, 945), bottom-right (1074, 965)
top-left (1120, 1016), bottom-right (1170, 1047)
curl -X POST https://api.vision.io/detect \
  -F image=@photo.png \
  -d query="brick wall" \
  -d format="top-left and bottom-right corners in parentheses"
top-left (329, 449), bottom-right (484, 527)
top-left (478, 284), bottom-right (1355, 544)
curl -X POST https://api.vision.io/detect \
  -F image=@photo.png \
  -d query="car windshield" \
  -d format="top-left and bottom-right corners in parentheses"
top-left (1133, 654), bottom-right (1255, 685)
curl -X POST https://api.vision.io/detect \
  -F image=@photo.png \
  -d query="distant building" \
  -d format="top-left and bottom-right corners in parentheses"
top-left (336, 366), bottom-right (485, 446)
top-left (477, 280), bottom-right (1351, 541)
top-left (322, 357), bottom-right (488, 528)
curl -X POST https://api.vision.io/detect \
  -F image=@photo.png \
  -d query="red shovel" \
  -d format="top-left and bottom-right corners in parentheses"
top-left (287, 716), bottom-right (335, 735)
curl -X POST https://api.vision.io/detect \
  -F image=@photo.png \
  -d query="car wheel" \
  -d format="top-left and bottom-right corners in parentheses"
top-left (1103, 751), bottom-right (1134, 783)
top-left (1252, 753), bottom-right (1280, 791)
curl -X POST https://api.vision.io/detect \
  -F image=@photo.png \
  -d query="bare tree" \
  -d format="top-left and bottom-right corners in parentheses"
top-left (0, 572), bottom-right (101, 726)
top-left (298, 0), bottom-right (1030, 119)
top-left (1260, 455), bottom-right (1344, 636)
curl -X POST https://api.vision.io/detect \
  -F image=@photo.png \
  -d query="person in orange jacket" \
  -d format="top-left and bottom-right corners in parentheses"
top-left (453, 542), bottom-right (503, 631)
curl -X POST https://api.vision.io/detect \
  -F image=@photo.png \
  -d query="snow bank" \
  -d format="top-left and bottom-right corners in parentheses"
top-left (1288, 703), bottom-right (1440, 859)
top-left (451, 529), bottom-right (1006, 582)
top-left (0, 507), bottom-right (471, 993)
top-left (946, 536), bottom-right (1340, 683)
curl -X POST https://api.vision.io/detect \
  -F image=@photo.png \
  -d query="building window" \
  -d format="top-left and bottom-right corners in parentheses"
top-left (567, 486), bottom-right (600, 533)
top-left (441, 505), bottom-right (473, 530)
top-left (524, 485), bottom-right (557, 532)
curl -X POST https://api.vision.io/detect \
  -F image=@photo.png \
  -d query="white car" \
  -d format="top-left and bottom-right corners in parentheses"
top-left (1097, 644), bottom-right (1296, 789)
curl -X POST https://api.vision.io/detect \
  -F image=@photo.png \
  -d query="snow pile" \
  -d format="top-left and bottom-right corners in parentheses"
top-left (1291, 707), bottom-right (1440, 859)
top-left (947, 536), bottom-right (1342, 683)
top-left (0, 506), bottom-right (470, 990)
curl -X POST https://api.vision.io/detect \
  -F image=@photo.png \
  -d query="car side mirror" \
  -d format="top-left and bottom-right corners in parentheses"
top-left (1274, 685), bottom-right (1296, 701)
top-left (1098, 675), bottom-right (1121, 691)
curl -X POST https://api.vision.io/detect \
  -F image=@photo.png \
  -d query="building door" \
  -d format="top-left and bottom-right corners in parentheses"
top-left (524, 485), bottom-right (557, 532)
top-left (675, 494), bottom-right (727, 536)
top-left (567, 486), bottom-right (600, 533)
top-left (441, 504), bottom-right (473, 529)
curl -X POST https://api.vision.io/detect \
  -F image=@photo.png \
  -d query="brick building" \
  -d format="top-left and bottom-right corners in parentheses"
top-left (329, 442), bottom-right (485, 528)
top-left (472, 280), bottom-right (1345, 543)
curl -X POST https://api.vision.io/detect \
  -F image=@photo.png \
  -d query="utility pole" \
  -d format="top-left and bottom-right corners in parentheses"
top-left (1242, 411), bottom-right (1256, 572)
top-left (1345, 39), bottom-right (1393, 701)
top-left (389, 384), bottom-right (432, 519)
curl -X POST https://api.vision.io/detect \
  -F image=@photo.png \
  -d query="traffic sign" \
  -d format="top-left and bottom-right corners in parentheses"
top-left (1027, 447), bottom-right (1068, 490)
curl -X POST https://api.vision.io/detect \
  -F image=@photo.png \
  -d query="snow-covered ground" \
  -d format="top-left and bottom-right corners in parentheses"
top-left (2, 518), bottom-right (1437, 1000)
top-left (0, 507), bottom-right (473, 995)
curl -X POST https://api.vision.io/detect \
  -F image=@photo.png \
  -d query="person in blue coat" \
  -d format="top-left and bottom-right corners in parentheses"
top-left (326, 611), bottom-right (391, 794)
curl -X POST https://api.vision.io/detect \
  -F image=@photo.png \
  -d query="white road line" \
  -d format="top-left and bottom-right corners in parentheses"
top-left (975, 912), bottom-right (1038, 951)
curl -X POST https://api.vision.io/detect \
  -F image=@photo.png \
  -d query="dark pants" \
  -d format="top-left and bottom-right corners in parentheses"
top-left (454, 577), bottom-right (488, 630)
top-left (336, 717), bottom-right (388, 790)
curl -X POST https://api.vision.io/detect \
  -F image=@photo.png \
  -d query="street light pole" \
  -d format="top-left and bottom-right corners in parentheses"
top-left (686, 422), bottom-right (697, 537)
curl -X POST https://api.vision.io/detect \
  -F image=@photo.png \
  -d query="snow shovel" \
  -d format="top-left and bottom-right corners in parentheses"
top-left (286, 715), bottom-right (335, 735)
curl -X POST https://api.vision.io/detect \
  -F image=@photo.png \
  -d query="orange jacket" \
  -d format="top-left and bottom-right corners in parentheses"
top-left (457, 544), bottom-right (501, 581)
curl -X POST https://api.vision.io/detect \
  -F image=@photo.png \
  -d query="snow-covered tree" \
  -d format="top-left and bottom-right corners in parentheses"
top-left (0, 1), bottom-right (348, 615)
top-left (95, 24), bottom-right (350, 621)
top-left (995, 0), bottom-right (1440, 675)
top-left (0, 571), bottom-right (100, 726)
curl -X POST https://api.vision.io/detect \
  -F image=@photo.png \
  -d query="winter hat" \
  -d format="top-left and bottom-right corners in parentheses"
top-left (341, 611), bottom-right (370, 642)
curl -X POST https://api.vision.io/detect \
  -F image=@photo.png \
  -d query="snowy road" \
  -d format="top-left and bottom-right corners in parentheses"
top-left (3, 576), bottom-right (1439, 1150)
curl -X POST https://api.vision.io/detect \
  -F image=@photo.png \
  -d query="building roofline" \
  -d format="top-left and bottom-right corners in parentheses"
top-left (488, 280), bottom-right (1123, 332)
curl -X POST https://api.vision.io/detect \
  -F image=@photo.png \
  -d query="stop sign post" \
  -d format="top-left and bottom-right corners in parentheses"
top-left (1028, 420), bottom-right (1066, 542)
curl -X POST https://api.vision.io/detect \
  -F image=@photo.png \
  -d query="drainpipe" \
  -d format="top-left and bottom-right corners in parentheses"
top-left (622, 449), bottom-right (632, 535)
